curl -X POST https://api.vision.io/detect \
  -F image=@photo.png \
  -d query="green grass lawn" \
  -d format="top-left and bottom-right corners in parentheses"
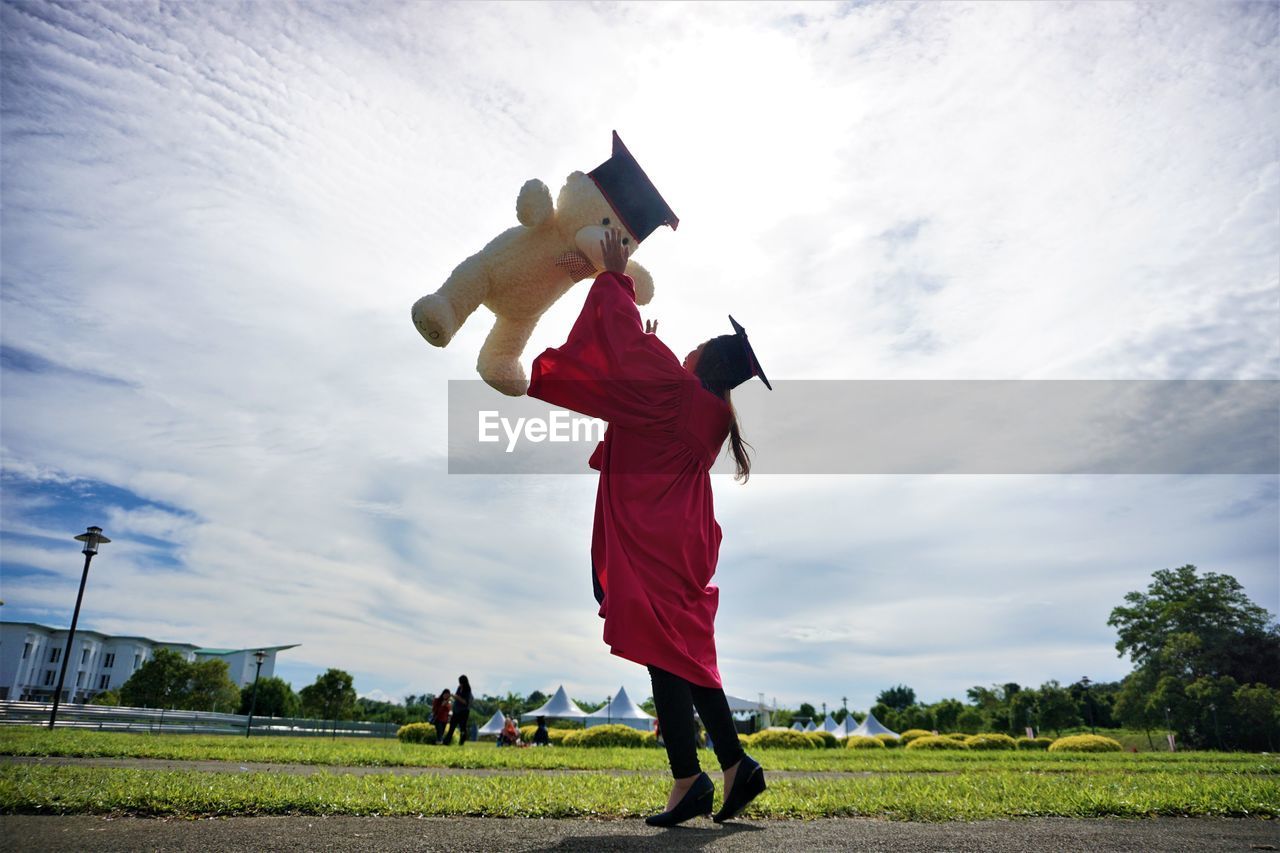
top-left (2, 728), bottom-right (1273, 774)
top-left (1, 727), bottom-right (1275, 820)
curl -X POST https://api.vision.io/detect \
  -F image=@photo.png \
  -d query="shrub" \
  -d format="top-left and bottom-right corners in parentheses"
top-left (562, 724), bottom-right (648, 748)
top-left (905, 735), bottom-right (970, 751)
top-left (1016, 736), bottom-right (1054, 751)
top-left (518, 724), bottom-right (571, 745)
top-left (638, 731), bottom-right (663, 749)
top-left (964, 733), bottom-right (1017, 751)
top-left (898, 729), bottom-right (934, 743)
top-left (945, 732), bottom-right (971, 741)
top-left (875, 734), bottom-right (901, 748)
top-left (845, 735), bottom-right (887, 749)
top-left (1048, 734), bottom-right (1123, 753)
top-left (396, 723), bottom-right (438, 745)
top-left (744, 729), bottom-right (816, 749)
top-left (809, 731), bottom-right (839, 749)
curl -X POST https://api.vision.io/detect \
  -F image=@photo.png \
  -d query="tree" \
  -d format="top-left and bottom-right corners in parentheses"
top-left (185, 660), bottom-right (240, 712)
top-left (119, 648), bottom-right (191, 709)
top-left (238, 676), bottom-right (301, 717)
top-left (1114, 671), bottom-right (1162, 749)
top-left (931, 698), bottom-right (964, 733)
top-left (1108, 565), bottom-right (1280, 687)
top-left (1233, 684), bottom-right (1280, 752)
top-left (797, 703), bottom-right (817, 722)
top-left (90, 689), bottom-right (121, 706)
top-left (526, 690), bottom-right (547, 707)
top-left (876, 685), bottom-right (916, 711)
top-left (299, 669), bottom-right (357, 723)
top-left (956, 707), bottom-right (985, 733)
top-left (1033, 681), bottom-right (1081, 736)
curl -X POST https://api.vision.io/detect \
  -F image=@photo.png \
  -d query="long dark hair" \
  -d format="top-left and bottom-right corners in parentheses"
top-left (693, 335), bottom-right (753, 483)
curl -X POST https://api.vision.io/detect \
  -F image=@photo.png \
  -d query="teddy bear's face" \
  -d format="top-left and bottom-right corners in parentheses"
top-left (556, 171), bottom-right (639, 269)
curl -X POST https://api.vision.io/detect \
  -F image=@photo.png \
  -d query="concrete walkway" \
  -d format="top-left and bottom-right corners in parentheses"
top-left (4, 814), bottom-right (1278, 852)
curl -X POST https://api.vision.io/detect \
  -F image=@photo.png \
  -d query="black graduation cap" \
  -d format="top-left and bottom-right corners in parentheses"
top-left (588, 131), bottom-right (679, 243)
top-left (728, 315), bottom-right (772, 391)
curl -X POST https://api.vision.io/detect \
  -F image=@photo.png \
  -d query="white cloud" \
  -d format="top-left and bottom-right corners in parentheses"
top-left (1, 1), bottom-right (1275, 712)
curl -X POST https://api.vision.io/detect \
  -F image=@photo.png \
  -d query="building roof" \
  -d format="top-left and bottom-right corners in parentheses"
top-left (2, 621), bottom-right (294, 654)
top-left (195, 644), bottom-right (300, 656)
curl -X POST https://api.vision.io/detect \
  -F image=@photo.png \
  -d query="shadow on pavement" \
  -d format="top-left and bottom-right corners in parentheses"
top-left (532, 821), bottom-right (764, 852)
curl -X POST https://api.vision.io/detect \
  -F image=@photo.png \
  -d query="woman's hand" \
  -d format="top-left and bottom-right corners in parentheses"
top-left (645, 319), bottom-right (659, 334)
top-left (600, 227), bottom-right (630, 275)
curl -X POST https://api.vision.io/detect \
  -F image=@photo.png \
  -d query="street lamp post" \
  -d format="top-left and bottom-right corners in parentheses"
top-left (245, 650), bottom-right (268, 738)
top-left (606, 695), bottom-right (612, 726)
top-left (48, 527), bottom-right (110, 729)
top-left (1080, 676), bottom-right (1094, 733)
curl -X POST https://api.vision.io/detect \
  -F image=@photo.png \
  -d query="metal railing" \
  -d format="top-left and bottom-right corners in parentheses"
top-left (0, 700), bottom-right (398, 737)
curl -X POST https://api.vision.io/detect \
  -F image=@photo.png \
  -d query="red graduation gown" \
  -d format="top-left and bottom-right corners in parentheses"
top-left (528, 271), bottom-right (732, 689)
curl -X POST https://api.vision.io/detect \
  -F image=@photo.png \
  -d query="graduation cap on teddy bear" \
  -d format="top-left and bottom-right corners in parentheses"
top-left (588, 131), bottom-right (679, 243)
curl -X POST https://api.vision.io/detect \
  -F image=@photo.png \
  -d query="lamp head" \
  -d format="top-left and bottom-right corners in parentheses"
top-left (254, 650), bottom-right (268, 663)
top-left (74, 526), bottom-right (110, 555)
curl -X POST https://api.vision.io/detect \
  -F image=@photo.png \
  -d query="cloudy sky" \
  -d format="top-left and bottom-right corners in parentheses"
top-left (2, 1), bottom-right (1276, 712)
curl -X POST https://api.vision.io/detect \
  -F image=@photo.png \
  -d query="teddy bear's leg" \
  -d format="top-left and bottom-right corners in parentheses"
top-left (477, 315), bottom-right (539, 397)
top-left (411, 257), bottom-right (489, 347)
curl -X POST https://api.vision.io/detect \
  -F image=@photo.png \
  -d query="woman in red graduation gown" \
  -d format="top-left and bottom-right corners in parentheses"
top-left (528, 228), bottom-right (770, 826)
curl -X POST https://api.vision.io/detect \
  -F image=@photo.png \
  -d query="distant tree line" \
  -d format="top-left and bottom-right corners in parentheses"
top-left (91, 565), bottom-right (1278, 752)
top-left (773, 565), bottom-right (1279, 752)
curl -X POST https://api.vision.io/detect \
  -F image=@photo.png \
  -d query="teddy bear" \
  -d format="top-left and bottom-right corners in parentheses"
top-left (411, 132), bottom-right (677, 397)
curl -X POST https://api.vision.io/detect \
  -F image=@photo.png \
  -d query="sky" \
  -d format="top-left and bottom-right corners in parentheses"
top-left (1, 0), bottom-right (1276, 713)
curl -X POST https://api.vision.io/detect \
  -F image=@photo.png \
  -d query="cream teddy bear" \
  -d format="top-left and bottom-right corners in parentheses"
top-left (411, 132), bottom-right (677, 397)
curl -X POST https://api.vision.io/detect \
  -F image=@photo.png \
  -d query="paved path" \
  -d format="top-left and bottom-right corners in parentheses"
top-left (4, 814), bottom-right (1279, 852)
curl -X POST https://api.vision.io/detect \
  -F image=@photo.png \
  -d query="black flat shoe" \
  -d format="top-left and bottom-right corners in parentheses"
top-left (645, 772), bottom-right (714, 827)
top-left (713, 755), bottom-right (766, 823)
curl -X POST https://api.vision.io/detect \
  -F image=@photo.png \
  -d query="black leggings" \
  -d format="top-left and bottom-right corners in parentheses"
top-left (444, 711), bottom-right (469, 745)
top-left (648, 665), bottom-right (745, 779)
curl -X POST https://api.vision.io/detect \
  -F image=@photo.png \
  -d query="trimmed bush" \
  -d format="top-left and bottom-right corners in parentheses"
top-left (1016, 736), bottom-right (1054, 751)
top-left (845, 735), bottom-right (887, 749)
top-left (964, 733), bottom-right (1017, 751)
top-left (874, 734), bottom-right (901, 748)
top-left (744, 729), bottom-right (816, 749)
top-left (905, 735), bottom-right (971, 751)
top-left (945, 732), bottom-right (971, 741)
top-left (809, 731), bottom-right (839, 749)
top-left (638, 731), bottom-right (663, 749)
top-left (1048, 734), bottom-right (1123, 753)
top-left (562, 724), bottom-right (648, 748)
top-left (898, 729), bottom-right (934, 743)
top-left (519, 724), bottom-right (571, 745)
top-left (396, 723), bottom-right (438, 745)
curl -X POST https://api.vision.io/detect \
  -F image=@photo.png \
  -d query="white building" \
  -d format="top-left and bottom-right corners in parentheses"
top-left (0, 621), bottom-right (297, 703)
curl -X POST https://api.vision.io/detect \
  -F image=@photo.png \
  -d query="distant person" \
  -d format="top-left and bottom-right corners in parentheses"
top-left (499, 715), bottom-right (522, 747)
top-left (527, 229), bottom-right (770, 826)
top-left (431, 689), bottom-right (452, 743)
top-left (532, 715), bottom-right (551, 746)
top-left (443, 675), bottom-right (472, 745)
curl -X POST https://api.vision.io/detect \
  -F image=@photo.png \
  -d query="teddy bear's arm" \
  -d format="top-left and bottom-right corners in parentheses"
top-left (516, 179), bottom-right (554, 228)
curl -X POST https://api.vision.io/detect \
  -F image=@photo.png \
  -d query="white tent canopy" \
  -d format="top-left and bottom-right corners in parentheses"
top-left (520, 685), bottom-right (588, 721)
top-left (791, 721), bottom-right (805, 731)
top-left (804, 721), bottom-right (817, 732)
top-left (821, 715), bottom-right (842, 736)
top-left (584, 686), bottom-right (654, 730)
top-left (477, 709), bottom-right (507, 736)
top-left (849, 710), bottom-right (899, 738)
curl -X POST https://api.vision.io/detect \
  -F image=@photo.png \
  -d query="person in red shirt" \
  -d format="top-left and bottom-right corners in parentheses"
top-left (528, 228), bottom-right (770, 826)
top-left (431, 688), bottom-right (452, 743)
